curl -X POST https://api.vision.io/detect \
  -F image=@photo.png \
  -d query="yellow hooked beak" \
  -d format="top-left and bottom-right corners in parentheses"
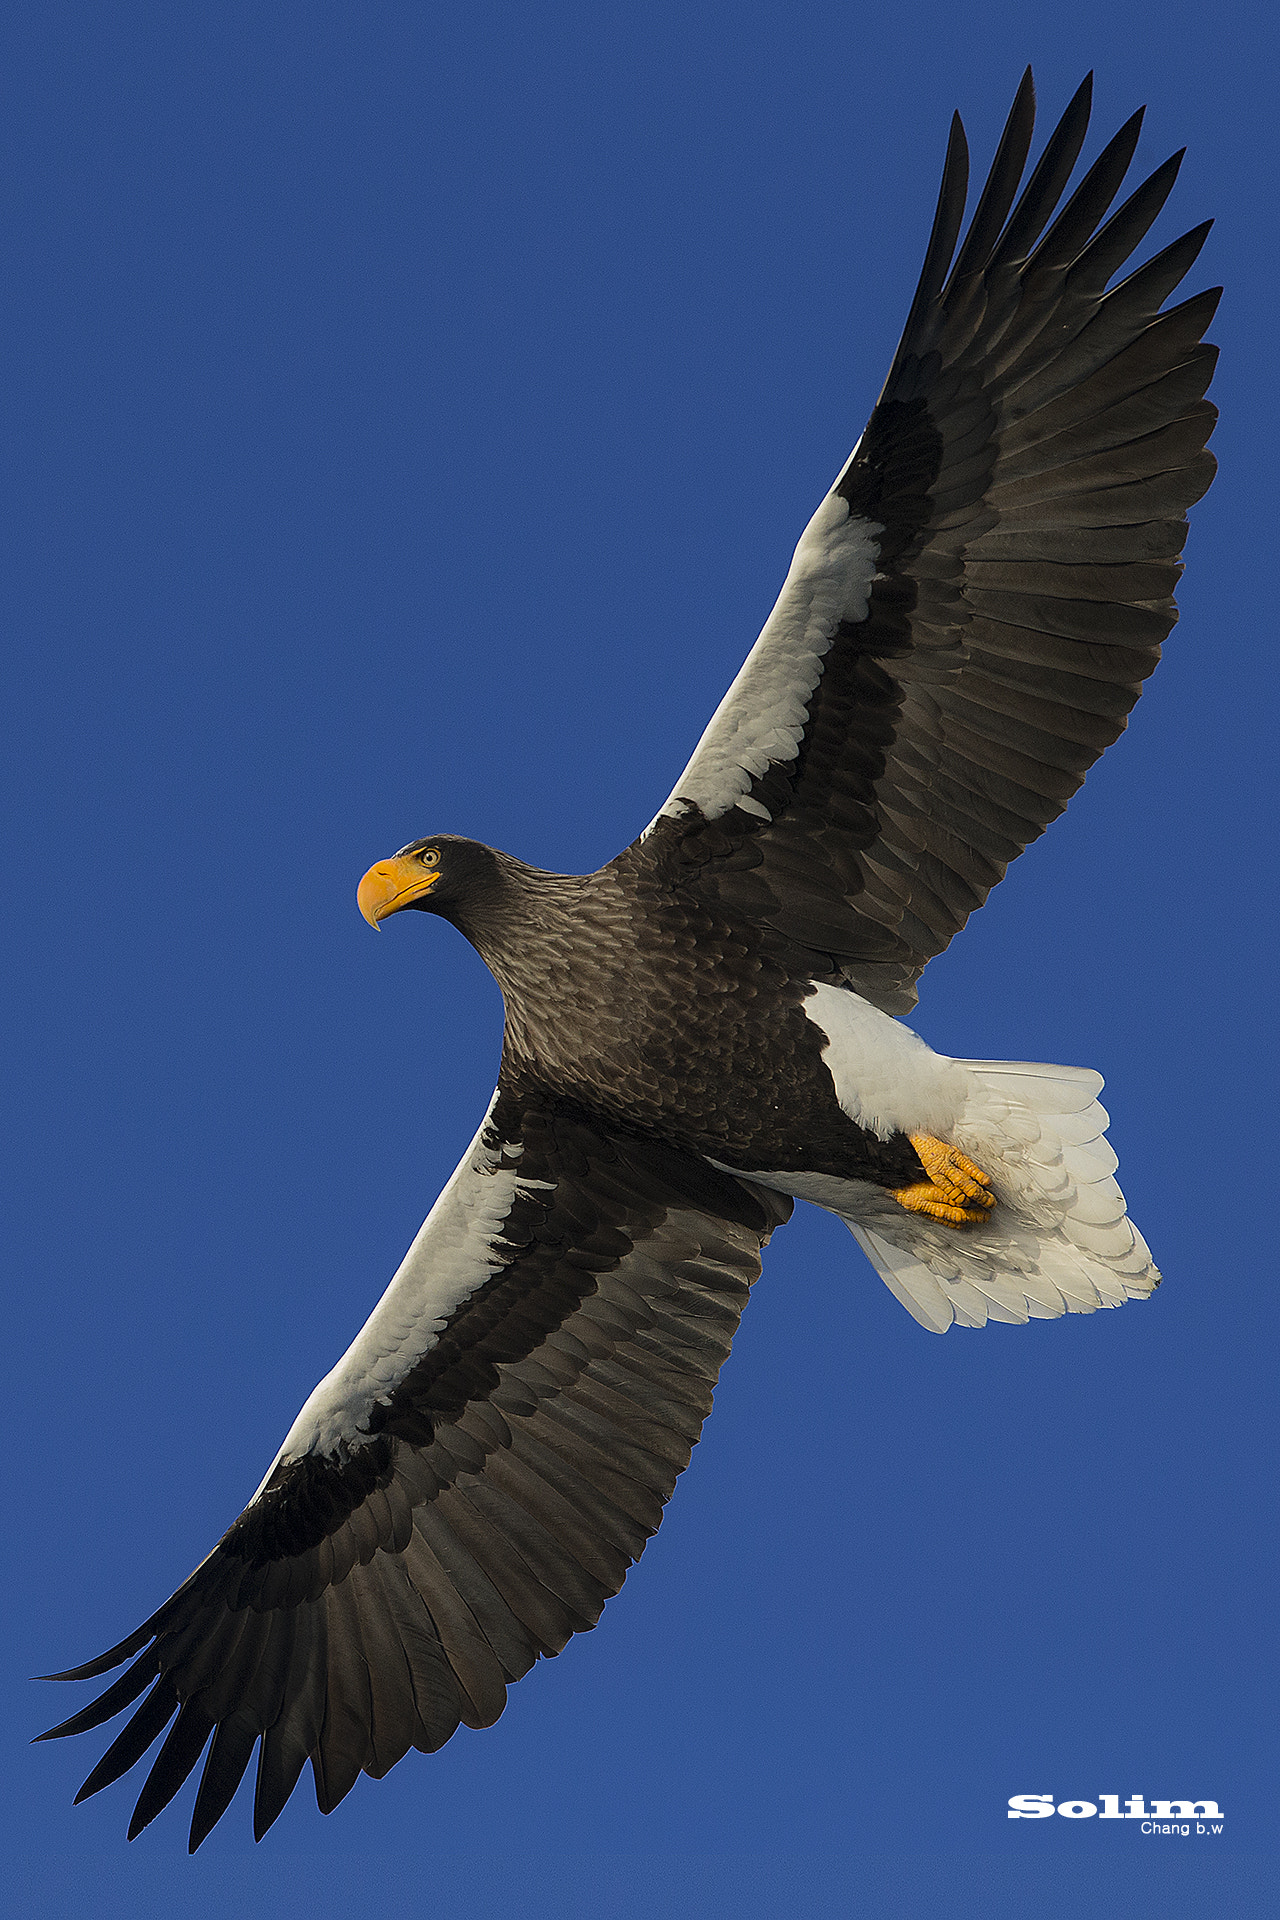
top-left (357, 855), bottom-right (440, 928)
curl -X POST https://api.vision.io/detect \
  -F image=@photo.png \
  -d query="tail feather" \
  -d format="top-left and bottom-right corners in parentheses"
top-left (842, 1058), bottom-right (1160, 1334)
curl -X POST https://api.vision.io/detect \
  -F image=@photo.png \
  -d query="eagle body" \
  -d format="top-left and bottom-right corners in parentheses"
top-left (42, 70), bottom-right (1218, 1849)
top-left (433, 838), bottom-right (924, 1188)
top-left (407, 832), bottom-right (1155, 1334)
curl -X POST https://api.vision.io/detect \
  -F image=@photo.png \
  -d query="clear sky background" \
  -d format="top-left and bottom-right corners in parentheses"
top-left (4, 3), bottom-right (1277, 1916)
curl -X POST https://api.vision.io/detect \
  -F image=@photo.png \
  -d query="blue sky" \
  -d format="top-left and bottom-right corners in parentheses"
top-left (4, 2), bottom-right (1277, 1915)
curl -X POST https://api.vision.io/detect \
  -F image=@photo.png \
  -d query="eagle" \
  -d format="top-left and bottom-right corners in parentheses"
top-left (40, 69), bottom-right (1218, 1847)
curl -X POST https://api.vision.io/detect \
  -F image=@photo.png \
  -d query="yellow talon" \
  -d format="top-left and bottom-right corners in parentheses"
top-left (892, 1134), bottom-right (996, 1227)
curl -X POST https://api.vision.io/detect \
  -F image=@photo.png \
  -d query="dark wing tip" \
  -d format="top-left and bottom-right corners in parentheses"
top-left (38, 1622), bottom-right (158, 1685)
top-left (71, 1676), bottom-right (180, 1805)
top-left (873, 104), bottom-right (971, 401)
top-left (188, 1715), bottom-right (260, 1851)
top-left (1058, 70), bottom-right (1094, 139)
top-left (34, 1649), bottom-right (162, 1743)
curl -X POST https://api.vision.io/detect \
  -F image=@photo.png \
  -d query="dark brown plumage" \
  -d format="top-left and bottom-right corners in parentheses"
top-left (40, 70), bottom-right (1217, 1848)
top-left (406, 840), bottom-right (927, 1183)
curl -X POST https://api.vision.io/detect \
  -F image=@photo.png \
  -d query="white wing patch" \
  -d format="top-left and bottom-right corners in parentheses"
top-left (264, 1094), bottom-right (545, 1470)
top-left (648, 489), bottom-right (882, 830)
top-left (802, 981), bottom-right (968, 1139)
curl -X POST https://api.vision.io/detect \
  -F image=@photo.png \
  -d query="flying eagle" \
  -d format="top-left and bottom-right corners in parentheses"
top-left (41, 70), bottom-right (1218, 1847)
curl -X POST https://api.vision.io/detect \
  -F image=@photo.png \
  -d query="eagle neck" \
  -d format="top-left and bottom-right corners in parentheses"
top-left (447, 858), bottom-right (612, 1060)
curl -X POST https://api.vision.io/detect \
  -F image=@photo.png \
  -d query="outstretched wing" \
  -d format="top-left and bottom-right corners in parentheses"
top-left (39, 1079), bottom-right (790, 1848)
top-left (641, 71), bottom-right (1218, 1012)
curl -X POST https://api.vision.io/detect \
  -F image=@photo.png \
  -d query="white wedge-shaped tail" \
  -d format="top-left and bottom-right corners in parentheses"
top-left (846, 1060), bottom-right (1159, 1333)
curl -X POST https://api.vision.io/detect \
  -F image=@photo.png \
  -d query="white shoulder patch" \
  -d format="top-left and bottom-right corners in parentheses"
top-left (648, 487), bottom-right (881, 830)
top-left (802, 981), bottom-right (967, 1140)
top-left (263, 1094), bottom-right (540, 1472)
